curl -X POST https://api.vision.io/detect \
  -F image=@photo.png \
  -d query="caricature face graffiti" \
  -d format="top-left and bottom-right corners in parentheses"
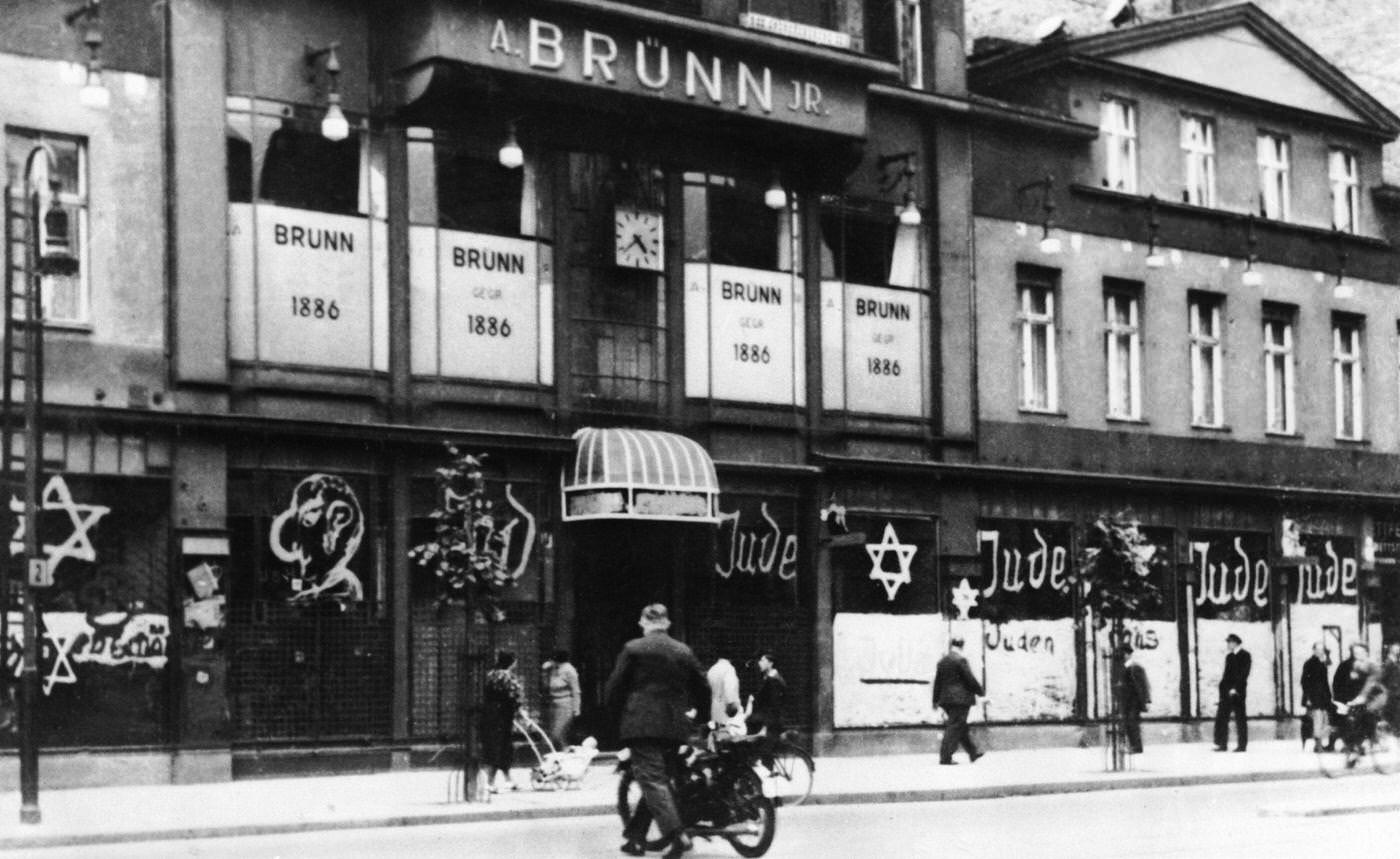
top-left (270, 474), bottom-right (365, 603)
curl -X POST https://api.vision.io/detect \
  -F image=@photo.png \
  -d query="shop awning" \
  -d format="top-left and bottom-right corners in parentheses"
top-left (562, 427), bottom-right (719, 523)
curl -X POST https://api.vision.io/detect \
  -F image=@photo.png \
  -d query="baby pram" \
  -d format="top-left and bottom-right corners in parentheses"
top-left (515, 712), bottom-right (598, 790)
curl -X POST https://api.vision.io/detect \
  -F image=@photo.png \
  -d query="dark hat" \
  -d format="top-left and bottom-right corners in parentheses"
top-left (949, 636), bottom-right (965, 648)
top-left (640, 603), bottom-right (670, 628)
top-left (1225, 633), bottom-right (1242, 644)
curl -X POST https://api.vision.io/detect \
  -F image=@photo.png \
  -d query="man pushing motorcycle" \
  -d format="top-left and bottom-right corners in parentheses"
top-left (606, 603), bottom-right (711, 858)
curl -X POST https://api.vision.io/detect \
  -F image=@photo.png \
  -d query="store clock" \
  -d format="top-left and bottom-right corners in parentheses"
top-left (614, 206), bottom-right (664, 271)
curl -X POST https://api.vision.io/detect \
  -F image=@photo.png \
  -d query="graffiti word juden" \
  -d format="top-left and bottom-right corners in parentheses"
top-left (985, 622), bottom-right (1056, 654)
top-left (1191, 538), bottom-right (1269, 608)
top-left (4, 611), bottom-right (169, 695)
top-left (978, 529), bottom-right (1070, 598)
top-left (715, 502), bottom-right (798, 580)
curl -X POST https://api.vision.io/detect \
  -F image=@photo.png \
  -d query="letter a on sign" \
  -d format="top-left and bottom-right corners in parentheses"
top-left (28, 558), bottom-right (51, 587)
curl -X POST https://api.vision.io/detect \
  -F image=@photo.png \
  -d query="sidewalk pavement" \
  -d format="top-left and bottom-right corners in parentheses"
top-left (0, 739), bottom-right (1352, 850)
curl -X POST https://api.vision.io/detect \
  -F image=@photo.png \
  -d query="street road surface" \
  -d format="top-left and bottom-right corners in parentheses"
top-left (13, 776), bottom-right (1400, 859)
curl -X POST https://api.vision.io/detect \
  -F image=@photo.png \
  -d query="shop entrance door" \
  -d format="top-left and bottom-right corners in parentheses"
top-left (569, 520), bottom-right (710, 747)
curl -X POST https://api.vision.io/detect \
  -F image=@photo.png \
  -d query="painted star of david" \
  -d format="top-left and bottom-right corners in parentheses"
top-left (9, 475), bottom-right (111, 572)
top-left (866, 522), bottom-right (917, 601)
top-left (42, 625), bottom-right (78, 694)
top-left (951, 577), bottom-right (981, 620)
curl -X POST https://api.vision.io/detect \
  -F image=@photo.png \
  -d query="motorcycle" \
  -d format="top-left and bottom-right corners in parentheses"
top-left (616, 734), bottom-right (777, 857)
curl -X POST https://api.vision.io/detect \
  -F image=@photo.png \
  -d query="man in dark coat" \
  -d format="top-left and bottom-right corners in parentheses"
top-left (1333, 643), bottom-right (1368, 710)
top-left (1213, 633), bottom-right (1251, 751)
top-left (932, 636), bottom-right (985, 765)
top-left (1116, 644), bottom-right (1151, 754)
top-left (605, 603), bottom-right (709, 858)
top-left (1300, 642), bottom-right (1332, 752)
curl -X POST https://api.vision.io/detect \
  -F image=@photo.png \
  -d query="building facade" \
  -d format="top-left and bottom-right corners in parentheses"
top-left (1, 0), bottom-right (1397, 786)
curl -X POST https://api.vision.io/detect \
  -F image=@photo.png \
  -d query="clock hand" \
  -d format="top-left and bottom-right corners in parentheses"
top-left (629, 235), bottom-right (648, 252)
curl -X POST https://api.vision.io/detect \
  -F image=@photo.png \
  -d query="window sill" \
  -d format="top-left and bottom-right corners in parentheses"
top-left (43, 320), bottom-right (93, 334)
top-left (1334, 436), bottom-right (1370, 447)
top-left (1265, 430), bottom-right (1304, 442)
top-left (1018, 407), bottom-right (1067, 418)
top-left (1190, 423), bottom-right (1232, 434)
top-left (1106, 415), bottom-right (1147, 425)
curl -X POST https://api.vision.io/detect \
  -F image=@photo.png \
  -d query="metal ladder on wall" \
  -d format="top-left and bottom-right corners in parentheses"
top-left (0, 184), bottom-right (44, 703)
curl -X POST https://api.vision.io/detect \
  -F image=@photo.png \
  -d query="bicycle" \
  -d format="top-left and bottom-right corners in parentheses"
top-left (759, 731), bottom-right (815, 807)
top-left (1315, 703), bottom-right (1400, 778)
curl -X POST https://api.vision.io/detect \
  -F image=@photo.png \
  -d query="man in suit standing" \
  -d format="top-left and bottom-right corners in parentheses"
top-left (1213, 633), bottom-right (1252, 752)
top-left (606, 603), bottom-right (710, 858)
top-left (1116, 644), bottom-right (1151, 754)
top-left (933, 636), bottom-right (985, 765)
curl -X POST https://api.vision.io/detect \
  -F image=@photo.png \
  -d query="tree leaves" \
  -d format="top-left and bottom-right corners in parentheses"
top-left (1075, 513), bottom-right (1165, 626)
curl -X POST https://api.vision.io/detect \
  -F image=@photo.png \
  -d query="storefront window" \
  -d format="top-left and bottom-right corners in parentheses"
top-left (819, 199), bottom-right (928, 417)
top-left (226, 100), bottom-right (388, 372)
top-left (683, 172), bottom-right (805, 406)
top-left (568, 153), bottom-right (668, 410)
top-left (225, 469), bottom-right (392, 743)
top-left (408, 134), bottom-right (553, 385)
top-left (2, 476), bottom-right (172, 748)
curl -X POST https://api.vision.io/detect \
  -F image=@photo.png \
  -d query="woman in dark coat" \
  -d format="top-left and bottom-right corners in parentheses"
top-left (481, 650), bottom-right (523, 792)
top-left (1300, 642), bottom-right (1332, 752)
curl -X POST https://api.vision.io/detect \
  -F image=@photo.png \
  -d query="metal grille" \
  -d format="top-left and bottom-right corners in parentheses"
top-left (408, 601), bottom-right (544, 742)
top-left (690, 606), bottom-right (813, 732)
top-left (227, 600), bottom-right (392, 744)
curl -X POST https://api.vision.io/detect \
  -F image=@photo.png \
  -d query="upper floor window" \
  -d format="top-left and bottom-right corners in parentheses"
top-left (1329, 148), bottom-right (1359, 233)
top-left (1188, 293), bottom-right (1224, 428)
top-left (1017, 268), bottom-right (1058, 412)
top-left (1263, 305), bottom-right (1296, 434)
top-left (1333, 315), bottom-right (1363, 441)
top-left (1257, 133), bottom-right (1290, 221)
top-left (685, 173), bottom-right (798, 272)
top-left (4, 129), bottom-right (89, 325)
top-left (1100, 98), bottom-right (1138, 193)
top-left (1104, 283), bottom-right (1142, 420)
top-left (1181, 115), bottom-right (1216, 207)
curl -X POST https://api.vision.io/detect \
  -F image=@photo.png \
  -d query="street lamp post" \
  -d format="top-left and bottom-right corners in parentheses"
top-left (9, 143), bottom-right (67, 825)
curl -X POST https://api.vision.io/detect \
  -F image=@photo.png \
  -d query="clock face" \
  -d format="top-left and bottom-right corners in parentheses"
top-left (614, 207), bottom-right (664, 271)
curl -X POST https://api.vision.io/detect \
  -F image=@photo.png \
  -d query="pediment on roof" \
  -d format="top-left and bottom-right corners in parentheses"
top-left (971, 4), bottom-right (1399, 135)
top-left (1105, 24), bottom-right (1361, 123)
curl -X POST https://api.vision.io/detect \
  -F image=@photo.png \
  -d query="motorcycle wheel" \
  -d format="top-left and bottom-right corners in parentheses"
top-left (616, 772), bottom-right (671, 850)
top-left (725, 769), bottom-right (777, 858)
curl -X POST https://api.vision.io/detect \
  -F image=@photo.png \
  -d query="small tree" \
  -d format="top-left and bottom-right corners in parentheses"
top-left (410, 445), bottom-right (520, 800)
top-left (1076, 513), bottom-right (1164, 628)
top-left (1074, 513), bottom-right (1165, 771)
top-left (410, 447), bottom-right (516, 623)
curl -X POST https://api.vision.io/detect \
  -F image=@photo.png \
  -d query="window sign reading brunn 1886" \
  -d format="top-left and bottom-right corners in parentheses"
top-left (228, 202), bottom-right (382, 370)
top-left (409, 226), bottom-right (551, 384)
top-left (685, 263), bottom-right (805, 405)
top-left (821, 282), bottom-right (926, 416)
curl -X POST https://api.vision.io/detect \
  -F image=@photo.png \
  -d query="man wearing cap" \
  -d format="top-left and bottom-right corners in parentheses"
top-left (932, 635), bottom-right (984, 765)
top-left (606, 603), bottom-right (710, 858)
top-left (1213, 633), bottom-right (1251, 752)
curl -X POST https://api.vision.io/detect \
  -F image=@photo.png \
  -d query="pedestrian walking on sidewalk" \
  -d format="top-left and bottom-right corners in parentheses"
top-left (1213, 633), bottom-right (1251, 752)
top-left (482, 650), bottom-right (525, 793)
top-left (606, 603), bottom-right (710, 859)
top-left (542, 649), bottom-right (581, 750)
top-left (1116, 644), bottom-right (1150, 754)
top-left (746, 651), bottom-right (787, 738)
top-left (933, 636), bottom-right (984, 765)
top-left (1299, 642), bottom-right (1332, 752)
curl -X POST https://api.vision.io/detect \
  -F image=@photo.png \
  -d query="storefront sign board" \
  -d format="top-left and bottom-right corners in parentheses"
top-left (685, 262), bottom-right (804, 405)
top-left (820, 282), bottom-right (926, 417)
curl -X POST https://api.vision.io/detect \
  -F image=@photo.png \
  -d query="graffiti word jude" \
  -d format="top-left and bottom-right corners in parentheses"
top-left (491, 20), bottom-right (830, 119)
top-left (985, 623), bottom-right (1056, 654)
top-left (1192, 538), bottom-right (1269, 608)
top-left (715, 503), bottom-right (798, 581)
top-left (1297, 540), bottom-right (1358, 602)
top-left (978, 529), bottom-right (1070, 598)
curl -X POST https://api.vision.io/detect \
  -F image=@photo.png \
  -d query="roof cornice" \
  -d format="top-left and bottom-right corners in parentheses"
top-left (969, 1), bottom-right (1400, 135)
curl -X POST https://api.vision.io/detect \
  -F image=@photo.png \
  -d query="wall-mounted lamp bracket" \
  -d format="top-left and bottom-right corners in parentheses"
top-left (876, 150), bottom-right (917, 193)
top-left (304, 42), bottom-right (342, 85)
